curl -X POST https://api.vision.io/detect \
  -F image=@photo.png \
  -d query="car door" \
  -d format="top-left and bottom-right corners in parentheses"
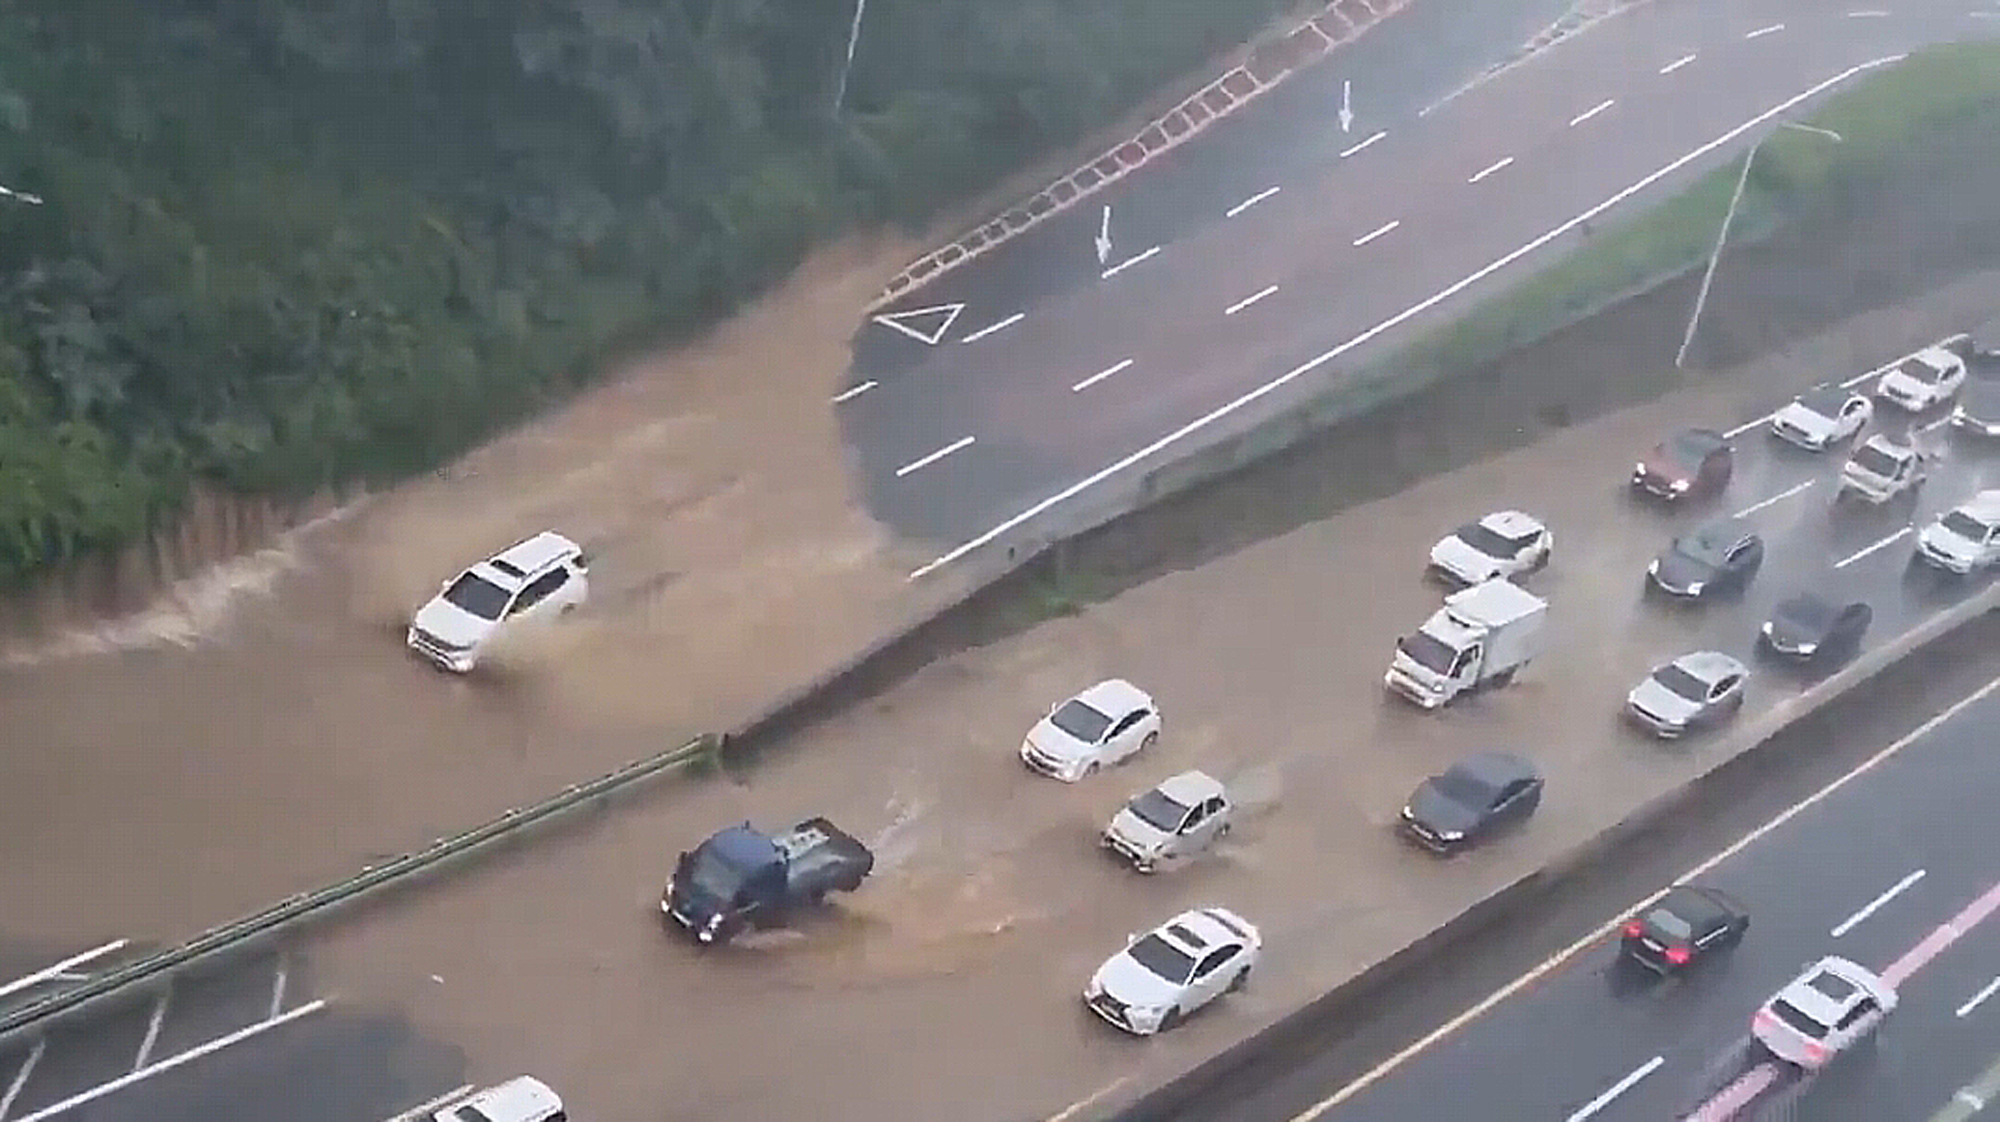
top-left (1169, 800), bottom-right (1208, 860)
top-left (1707, 672), bottom-right (1745, 720)
top-left (1840, 397), bottom-right (1869, 437)
top-left (1832, 996), bottom-right (1879, 1053)
top-left (1191, 944), bottom-right (1242, 1005)
top-left (1108, 709), bottom-right (1150, 762)
top-left (1488, 778), bottom-right (1534, 830)
top-left (1725, 537), bottom-right (1763, 588)
top-left (511, 568), bottom-right (568, 622)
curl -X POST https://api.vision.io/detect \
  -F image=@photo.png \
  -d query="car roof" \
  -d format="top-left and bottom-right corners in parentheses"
top-left (1772, 957), bottom-right (1888, 1022)
top-left (1075, 678), bottom-right (1152, 716)
top-left (1446, 750), bottom-right (1538, 787)
top-left (1857, 433), bottom-right (1914, 456)
top-left (1153, 907), bottom-right (1256, 953)
top-left (1913, 345), bottom-right (1959, 368)
top-left (1155, 770), bottom-right (1226, 806)
top-left (488, 531), bottom-right (582, 580)
top-left (446, 1077), bottom-right (561, 1122)
top-left (1475, 510), bottom-right (1545, 537)
top-left (1684, 516), bottom-right (1755, 550)
top-left (1665, 428), bottom-right (1728, 454)
top-left (1955, 490), bottom-right (2000, 523)
top-left (1668, 650), bottom-right (1746, 684)
top-left (1657, 884), bottom-right (1737, 926)
top-left (1798, 384), bottom-right (1857, 413)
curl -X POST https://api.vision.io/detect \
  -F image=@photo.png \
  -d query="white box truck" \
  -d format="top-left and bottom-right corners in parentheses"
top-left (1385, 578), bottom-right (1548, 709)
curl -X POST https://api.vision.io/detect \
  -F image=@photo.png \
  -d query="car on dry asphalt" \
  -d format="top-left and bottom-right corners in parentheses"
top-left (1752, 956), bottom-right (1897, 1070)
top-left (1620, 884), bottom-right (1750, 973)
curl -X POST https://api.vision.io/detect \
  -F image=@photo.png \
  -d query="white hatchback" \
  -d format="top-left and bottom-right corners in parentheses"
top-left (1020, 679), bottom-right (1160, 781)
top-left (433, 1077), bottom-right (566, 1122)
top-left (1875, 344), bottom-right (1967, 412)
top-left (1752, 956), bottom-right (1896, 1070)
top-left (1427, 510), bottom-right (1552, 586)
top-left (407, 531), bottom-right (590, 672)
top-left (1083, 907), bottom-right (1260, 1035)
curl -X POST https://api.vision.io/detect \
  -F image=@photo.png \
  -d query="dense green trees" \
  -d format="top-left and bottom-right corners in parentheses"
top-left (0, 0), bottom-right (1297, 584)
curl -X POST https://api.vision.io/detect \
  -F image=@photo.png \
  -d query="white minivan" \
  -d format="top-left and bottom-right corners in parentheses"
top-left (407, 532), bottom-right (590, 672)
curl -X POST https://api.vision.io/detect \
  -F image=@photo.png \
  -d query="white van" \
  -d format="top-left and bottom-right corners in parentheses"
top-left (407, 531), bottom-right (590, 672)
top-left (432, 1076), bottom-right (565, 1122)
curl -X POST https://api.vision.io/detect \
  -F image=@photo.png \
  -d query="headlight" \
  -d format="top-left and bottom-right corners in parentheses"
top-left (1439, 830), bottom-right (1465, 841)
top-left (1683, 581), bottom-right (1705, 595)
top-left (1794, 642), bottom-right (1818, 655)
top-left (1647, 559), bottom-right (1660, 576)
top-left (1669, 478), bottom-right (1690, 493)
top-left (1761, 621), bottom-right (1774, 637)
top-left (1634, 462), bottom-right (1648, 476)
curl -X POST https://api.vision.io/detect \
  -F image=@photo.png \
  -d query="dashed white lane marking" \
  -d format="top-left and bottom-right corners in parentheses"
top-left (1043, 1076), bottom-right (1133, 1122)
top-left (1, 1040), bottom-right (45, 1120)
top-left (1566, 1056), bottom-right (1666, 1122)
top-left (1835, 525), bottom-right (1914, 569)
top-left (1569, 98), bottom-right (1616, 127)
top-left (1225, 284), bottom-right (1281, 316)
top-left (1920, 415), bottom-right (1955, 433)
top-left (1073, 358), bottom-right (1135, 392)
top-left (1745, 22), bottom-right (1786, 39)
top-left (1353, 220), bottom-right (1402, 247)
top-left (1959, 976), bottom-right (2000, 1018)
top-left (1846, 9), bottom-right (1890, 15)
top-left (895, 435), bottom-right (976, 477)
top-left (1831, 868), bottom-right (1927, 937)
top-left (0, 940), bottom-right (130, 1001)
top-left (831, 380), bottom-right (877, 404)
top-left (1660, 52), bottom-right (1698, 74)
top-left (133, 988), bottom-right (171, 1071)
top-left (1101, 245), bottom-right (1161, 279)
top-left (960, 311), bottom-right (1025, 343)
top-left (1339, 130), bottom-right (1387, 159)
top-left (1469, 156), bottom-right (1515, 183)
top-left (1227, 186), bottom-right (1282, 218)
top-left (908, 56), bottom-right (1908, 582)
top-left (1731, 479), bottom-right (1814, 519)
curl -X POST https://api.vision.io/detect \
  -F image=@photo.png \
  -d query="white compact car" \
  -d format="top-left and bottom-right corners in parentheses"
top-left (1875, 344), bottom-right (1967, 412)
top-left (407, 531), bottom-right (590, 672)
top-left (1914, 490), bottom-right (2000, 574)
top-left (1769, 385), bottom-right (1872, 451)
top-left (1020, 679), bottom-right (1160, 781)
top-left (1836, 434), bottom-right (1930, 505)
top-left (1083, 907), bottom-right (1260, 1035)
top-left (1752, 956), bottom-right (1896, 1070)
top-left (1102, 770), bottom-right (1233, 872)
top-left (1427, 510), bottom-right (1552, 586)
top-left (433, 1077), bottom-right (566, 1122)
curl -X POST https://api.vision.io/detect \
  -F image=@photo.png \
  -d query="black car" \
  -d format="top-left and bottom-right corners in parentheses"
top-left (1952, 366), bottom-right (2000, 436)
top-left (1398, 751), bottom-right (1543, 855)
top-left (1647, 517), bottom-right (1764, 599)
top-left (1633, 428), bottom-right (1733, 502)
top-left (1759, 592), bottom-right (1872, 662)
top-left (1621, 884), bottom-right (1750, 973)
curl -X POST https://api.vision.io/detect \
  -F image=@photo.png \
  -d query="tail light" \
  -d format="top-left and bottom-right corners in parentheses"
top-left (1622, 920), bottom-right (1645, 937)
top-left (1664, 946), bottom-right (1692, 965)
top-left (1802, 1041), bottom-right (1827, 1063)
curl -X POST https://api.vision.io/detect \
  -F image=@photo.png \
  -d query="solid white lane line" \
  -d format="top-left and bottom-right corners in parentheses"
top-left (1659, 53), bottom-right (1698, 74)
top-left (1832, 868), bottom-right (1927, 937)
top-left (1835, 525), bottom-right (1914, 569)
top-left (1569, 98), bottom-right (1616, 127)
top-left (1959, 977), bottom-right (2000, 1018)
top-left (909, 56), bottom-right (1908, 583)
top-left (831, 380), bottom-right (877, 404)
top-left (0, 939), bottom-right (130, 1000)
top-left (1745, 22), bottom-right (1786, 39)
top-left (1469, 156), bottom-right (1515, 183)
top-left (895, 436), bottom-right (976, 477)
top-left (1042, 1076), bottom-right (1133, 1122)
top-left (1566, 1056), bottom-right (1666, 1121)
top-left (1227, 186), bottom-right (1282, 218)
top-left (1073, 358), bottom-right (1135, 392)
top-left (1730, 479), bottom-right (1814, 519)
top-left (18, 1000), bottom-right (330, 1122)
top-left (960, 312), bottom-right (1024, 344)
top-left (134, 989), bottom-right (171, 1071)
top-left (1339, 130), bottom-right (1387, 159)
top-left (1225, 284), bottom-right (1281, 316)
top-left (1283, 645), bottom-right (1996, 1122)
top-left (1, 1040), bottom-right (44, 1120)
top-left (1352, 220), bottom-right (1401, 247)
top-left (1101, 245), bottom-right (1162, 279)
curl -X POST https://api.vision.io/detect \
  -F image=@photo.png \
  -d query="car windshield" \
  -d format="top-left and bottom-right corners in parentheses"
top-left (1768, 998), bottom-right (1831, 1039)
top-left (1940, 511), bottom-right (1991, 539)
top-left (1431, 767), bottom-right (1495, 808)
top-left (1777, 596), bottom-right (1836, 632)
top-left (1126, 934), bottom-right (1197, 985)
top-left (1899, 357), bottom-right (1945, 384)
top-left (1797, 387), bottom-right (1850, 419)
top-left (442, 572), bottom-right (512, 620)
top-left (1128, 788), bottom-right (1191, 832)
top-left (1673, 531), bottom-right (1732, 568)
top-left (1398, 631), bottom-right (1458, 674)
top-left (682, 850), bottom-right (746, 900)
top-left (1050, 699), bottom-right (1114, 743)
top-left (1455, 522), bottom-right (1522, 558)
top-left (1851, 444), bottom-right (1904, 477)
top-left (449, 1108), bottom-right (497, 1122)
top-left (1652, 664), bottom-right (1711, 703)
top-left (1645, 908), bottom-right (1694, 940)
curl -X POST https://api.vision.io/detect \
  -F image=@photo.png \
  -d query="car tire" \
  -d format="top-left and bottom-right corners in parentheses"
top-left (1531, 549), bottom-right (1551, 573)
top-left (1490, 668), bottom-right (1516, 688)
top-left (1229, 966), bottom-right (1252, 992)
top-left (1139, 731), bottom-right (1159, 756)
top-left (1159, 1008), bottom-right (1184, 1032)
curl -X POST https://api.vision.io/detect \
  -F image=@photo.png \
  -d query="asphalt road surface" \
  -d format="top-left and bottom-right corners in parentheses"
top-left (1314, 676), bottom-right (2000, 1122)
top-left (842, 0), bottom-right (2000, 556)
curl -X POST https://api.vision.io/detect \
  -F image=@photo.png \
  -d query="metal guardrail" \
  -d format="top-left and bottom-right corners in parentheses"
top-left (0, 732), bottom-right (715, 1046)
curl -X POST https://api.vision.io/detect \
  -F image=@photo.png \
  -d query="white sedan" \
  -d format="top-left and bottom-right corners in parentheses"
top-left (1875, 343), bottom-right (1967, 412)
top-left (1083, 907), bottom-right (1260, 1035)
top-left (1427, 510), bottom-right (1552, 586)
top-left (1769, 385), bottom-right (1872, 451)
top-left (1020, 679), bottom-right (1160, 781)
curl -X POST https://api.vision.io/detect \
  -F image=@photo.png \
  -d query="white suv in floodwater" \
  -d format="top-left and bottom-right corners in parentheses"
top-left (407, 531), bottom-right (590, 672)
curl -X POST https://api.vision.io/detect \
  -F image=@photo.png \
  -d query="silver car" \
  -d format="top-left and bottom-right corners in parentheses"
top-left (1626, 651), bottom-right (1748, 738)
top-left (1103, 770), bottom-right (1232, 872)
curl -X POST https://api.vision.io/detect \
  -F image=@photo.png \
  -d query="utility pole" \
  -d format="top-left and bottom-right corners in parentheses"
top-left (833, 0), bottom-right (868, 116)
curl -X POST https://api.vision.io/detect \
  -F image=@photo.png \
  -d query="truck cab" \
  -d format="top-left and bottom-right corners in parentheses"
top-left (1385, 578), bottom-right (1548, 709)
top-left (662, 818), bottom-right (873, 945)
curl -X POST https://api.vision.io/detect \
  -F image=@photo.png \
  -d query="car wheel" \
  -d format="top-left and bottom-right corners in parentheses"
top-left (1531, 548), bottom-right (1551, 572)
top-left (1229, 965), bottom-right (1252, 992)
top-left (1084, 761), bottom-right (1100, 778)
top-left (1490, 668), bottom-right (1516, 688)
top-left (1159, 1007), bottom-right (1184, 1032)
top-left (1139, 731), bottom-right (1159, 756)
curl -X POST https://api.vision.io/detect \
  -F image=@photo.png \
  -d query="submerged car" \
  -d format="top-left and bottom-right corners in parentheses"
top-left (1102, 770), bottom-right (1233, 873)
top-left (1914, 490), bottom-right (2000, 574)
top-left (1769, 385), bottom-right (1872, 451)
top-left (1633, 428), bottom-right (1733, 502)
top-left (1427, 510), bottom-right (1553, 586)
top-left (1647, 518), bottom-right (1764, 600)
top-left (1752, 957), bottom-right (1896, 1070)
top-left (1759, 593), bottom-right (1872, 662)
top-left (1020, 679), bottom-right (1160, 781)
top-left (1399, 751), bottom-right (1543, 854)
top-left (1625, 651), bottom-right (1749, 738)
top-left (1835, 434), bottom-right (1930, 505)
top-left (1874, 342), bottom-right (1968, 412)
top-left (1083, 907), bottom-right (1261, 1036)
top-left (406, 531), bottom-right (590, 672)
top-left (1621, 884), bottom-right (1750, 973)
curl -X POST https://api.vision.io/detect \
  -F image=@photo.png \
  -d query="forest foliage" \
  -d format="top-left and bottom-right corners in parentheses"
top-left (0, 0), bottom-right (1299, 584)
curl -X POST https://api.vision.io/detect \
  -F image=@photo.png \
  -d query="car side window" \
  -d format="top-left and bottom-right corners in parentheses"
top-left (1494, 780), bottom-right (1526, 809)
top-left (511, 568), bottom-right (568, 615)
top-left (547, 1112), bottom-right (568, 1122)
top-left (1195, 946), bottom-right (1238, 977)
top-left (1710, 675), bottom-right (1741, 700)
top-left (1204, 796), bottom-right (1227, 817)
top-left (1834, 999), bottom-right (1875, 1032)
top-left (1108, 712), bottom-right (1141, 739)
top-left (1182, 802), bottom-right (1206, 831)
